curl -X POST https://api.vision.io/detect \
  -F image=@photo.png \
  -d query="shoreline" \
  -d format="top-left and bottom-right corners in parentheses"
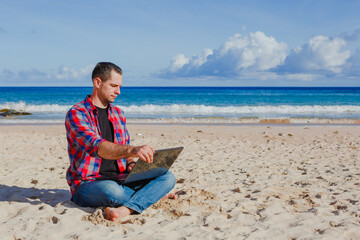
top-left (0, 117), bottom-right (360, 127)
top-left (1, 123), bottom-right (360, 127)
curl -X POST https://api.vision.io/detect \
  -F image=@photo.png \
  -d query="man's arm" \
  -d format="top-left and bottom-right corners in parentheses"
top-left (66, 108), bottom-right (106, 158)
top-left (97, 141), bottom-right (155, 163)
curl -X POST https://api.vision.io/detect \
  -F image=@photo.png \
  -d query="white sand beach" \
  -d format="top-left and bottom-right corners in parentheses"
top-left (0, 124), bottom-right (359, 239)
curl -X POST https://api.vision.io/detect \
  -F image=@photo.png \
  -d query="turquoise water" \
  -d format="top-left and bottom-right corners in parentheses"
top-left (0, 87), bottom-right (360, 123)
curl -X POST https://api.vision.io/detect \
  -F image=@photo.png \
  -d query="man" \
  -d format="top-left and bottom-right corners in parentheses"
top-left (65, 62), bottom-right (176, 221)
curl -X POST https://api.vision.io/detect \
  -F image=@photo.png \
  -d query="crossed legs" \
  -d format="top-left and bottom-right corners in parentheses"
top-left (72, 171), bottom-right (176, 221)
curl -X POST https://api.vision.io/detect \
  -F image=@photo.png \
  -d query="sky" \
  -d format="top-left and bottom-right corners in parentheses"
top-left (0, 0), bottom-right (359, 87)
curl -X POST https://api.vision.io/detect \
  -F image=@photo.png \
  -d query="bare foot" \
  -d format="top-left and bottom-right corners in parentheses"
top-left (105, 206), bottom-right (134, 221)
top-left (161, 193), bottom-right (177, 200)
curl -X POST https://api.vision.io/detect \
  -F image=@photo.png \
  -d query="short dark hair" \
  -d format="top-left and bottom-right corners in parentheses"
top-left (91, 62), bottom-right (122, 82)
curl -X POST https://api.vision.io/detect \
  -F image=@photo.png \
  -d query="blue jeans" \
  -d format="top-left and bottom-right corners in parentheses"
top-left (72, 171), bottom-right (176, 213)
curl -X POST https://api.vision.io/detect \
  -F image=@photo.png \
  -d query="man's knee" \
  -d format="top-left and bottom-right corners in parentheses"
top-left (97, 181), bottom-right (131, 206)
top-left (162, 171), bottom-right (176, 189)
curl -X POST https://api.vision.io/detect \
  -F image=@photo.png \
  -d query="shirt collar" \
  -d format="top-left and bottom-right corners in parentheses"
top-left (84, 95), bottom-right (113, 114)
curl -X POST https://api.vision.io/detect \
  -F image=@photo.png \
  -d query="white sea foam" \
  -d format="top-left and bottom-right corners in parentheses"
top-left (0, 101), bottom-right (71, 113)
top-left (1, 102), bottom-right (360, 116)
top-left (121, 104), bottom-right (360, 115)
top-left (1, 117), bottom-right (359, 125)
top-left (127, 118), bottom-right (360, 125)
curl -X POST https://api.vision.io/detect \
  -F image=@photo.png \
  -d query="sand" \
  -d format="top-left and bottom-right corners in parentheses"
top-left (0, 124), bottom-right (359, 240)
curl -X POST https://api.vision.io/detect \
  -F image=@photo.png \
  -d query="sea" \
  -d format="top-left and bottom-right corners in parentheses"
top-left (0, 87), bottom-right (360, 124)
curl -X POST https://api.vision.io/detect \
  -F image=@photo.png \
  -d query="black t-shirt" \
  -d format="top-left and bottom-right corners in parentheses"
top-left (96, 106), bottom-right (120, 176)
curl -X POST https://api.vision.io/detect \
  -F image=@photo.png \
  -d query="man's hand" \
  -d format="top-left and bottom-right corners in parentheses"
top-left (126, 145), bottom-right (154, 171)
top-left (126, 156), bottom-right (136, 172)
top-left (131, 145), bottom-right (155, 163)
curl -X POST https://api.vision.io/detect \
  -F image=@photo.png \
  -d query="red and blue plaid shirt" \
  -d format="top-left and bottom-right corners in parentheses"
top-left (65, 96), bottom-right (130, 196)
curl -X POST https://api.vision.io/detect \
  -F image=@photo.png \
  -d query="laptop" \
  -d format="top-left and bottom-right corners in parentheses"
top-left (122, 146), bottom-right (183, 184)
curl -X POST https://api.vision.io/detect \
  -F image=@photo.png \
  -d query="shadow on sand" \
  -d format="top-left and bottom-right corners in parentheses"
top-left (0, 184), bottom-right (74, 208)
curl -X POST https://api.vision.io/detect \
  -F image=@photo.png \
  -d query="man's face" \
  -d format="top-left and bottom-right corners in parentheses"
top-left (98, 70), bottom-right (123, 104)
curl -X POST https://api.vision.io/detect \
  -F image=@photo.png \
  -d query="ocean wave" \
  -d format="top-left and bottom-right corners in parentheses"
top-left (0, 117), bottom-right (359, 125)
top-left (127, 117), bottom-right (360, 125)
top-left (121, 104), bottom-right (360, 115)
top-left (0, 101), bottom-right (71, 113)
top-left (1, 101), bottom-right (360, 115)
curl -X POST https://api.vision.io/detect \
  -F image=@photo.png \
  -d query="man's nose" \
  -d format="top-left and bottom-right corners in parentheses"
top-left (115, 87), bottom-right (121, 94)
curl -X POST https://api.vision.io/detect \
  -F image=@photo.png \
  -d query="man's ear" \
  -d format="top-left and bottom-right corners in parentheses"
top-left (93, 77), bottom-right (102, 88)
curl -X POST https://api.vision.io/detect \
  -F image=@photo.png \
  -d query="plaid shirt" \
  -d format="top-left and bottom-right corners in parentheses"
top-left (65, 95), bottom-right (130, 196)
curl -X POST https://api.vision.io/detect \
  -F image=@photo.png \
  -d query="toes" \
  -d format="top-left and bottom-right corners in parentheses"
top-left (104, 207), bottom-right (117, 221)
top-left (169, 193), bottom-right (177, 199)
top-left (162, 193), bottom-right (177, 200)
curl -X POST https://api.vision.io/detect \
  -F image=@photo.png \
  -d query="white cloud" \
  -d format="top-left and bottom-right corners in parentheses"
top-left (55, 65), bottom-right (93, 79)
top-left (0, 65), bottom-right (93, 86)
top-left (276, 35), bottom-right (350, 74)
top-left (157, 31), bottom-right (360, 84)
top-left (193, 48), bottom-right (213, 67)
top-left (158, 31), bottom-right (288, 78)
top-left (169, 54), bottom-right (189, 72)
top-left (228, 32), bottom-right (287, 71)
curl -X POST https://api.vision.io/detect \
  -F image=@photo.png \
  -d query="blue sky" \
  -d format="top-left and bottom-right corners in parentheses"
top-left (0, 0), bottom-right (359, 86)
